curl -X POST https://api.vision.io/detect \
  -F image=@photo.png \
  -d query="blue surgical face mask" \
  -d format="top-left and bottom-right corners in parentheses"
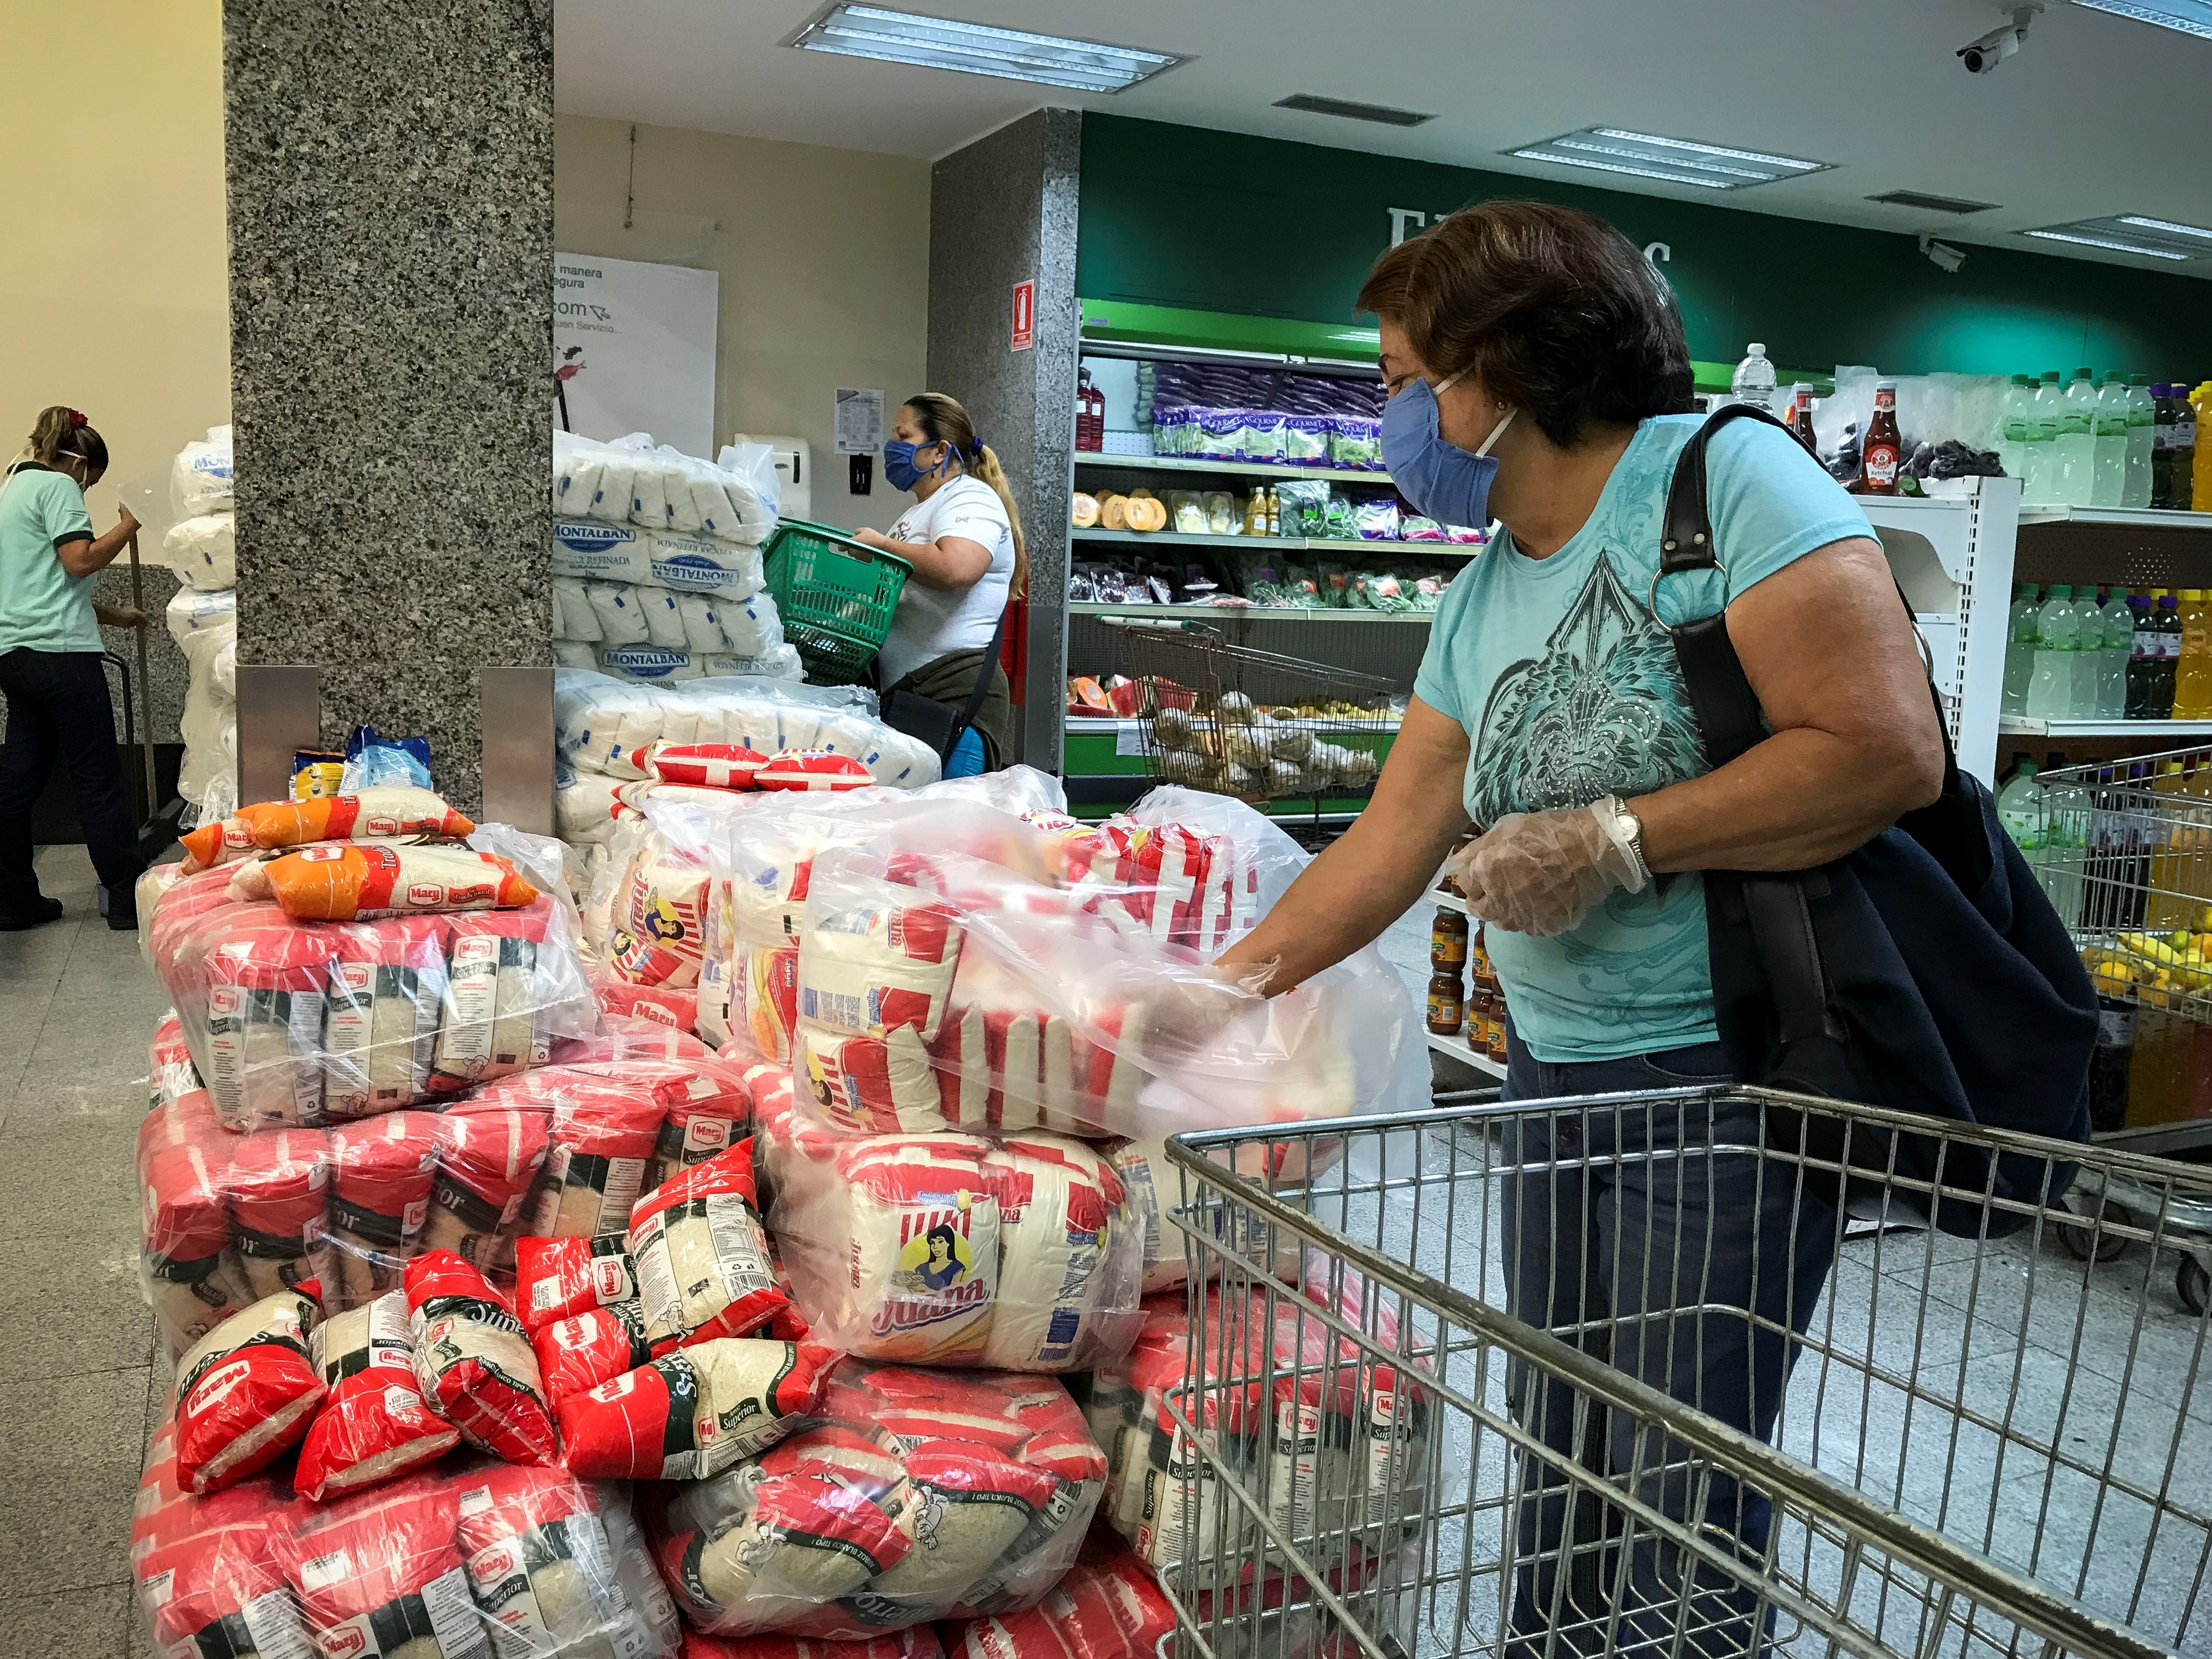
top-left (883, 439), bottom-right (948, 493)
top-left (1380, 370), bottom-right (1515, 529)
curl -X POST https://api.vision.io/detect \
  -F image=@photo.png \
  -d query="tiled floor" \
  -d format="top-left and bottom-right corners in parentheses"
top-left (0, 847), bottom-right (169, 1659)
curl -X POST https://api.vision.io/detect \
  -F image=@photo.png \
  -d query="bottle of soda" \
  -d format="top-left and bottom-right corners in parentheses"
top-left (2154, 594), bottom-right (2183, 716)
top-left (1858, 382), bottom-right (1901, 494)
top-left (1787, 386), bottom-right (1818, 456)
top-left (2152, 383), bottom-right (2177, 510)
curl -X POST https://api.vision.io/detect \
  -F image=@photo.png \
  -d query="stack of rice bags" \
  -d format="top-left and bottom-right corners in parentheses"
top-left (552, 669), bottom-right (942, 894)
top-left (551, 431), bottom-right (802, 685)
top-left (159, 426), bottom-right (239, 814)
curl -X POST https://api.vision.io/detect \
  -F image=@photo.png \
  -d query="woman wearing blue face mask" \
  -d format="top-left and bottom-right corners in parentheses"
top-left (853, 393), bottom-right (1026, 775)
top-left (1216, 202), bottom-right (1944, 1655)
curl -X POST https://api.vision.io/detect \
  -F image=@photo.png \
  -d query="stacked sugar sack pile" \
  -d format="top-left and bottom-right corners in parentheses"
top-left (551, 431), bottom-right (802, 685)
top-left (159, 426), bottom-right (239, 813)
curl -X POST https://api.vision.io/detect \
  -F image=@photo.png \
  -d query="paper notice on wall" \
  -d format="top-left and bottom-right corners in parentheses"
top-left (834, 389), bottom-right (884, 455)
top-left (554, 252), bottom-right (718, 457)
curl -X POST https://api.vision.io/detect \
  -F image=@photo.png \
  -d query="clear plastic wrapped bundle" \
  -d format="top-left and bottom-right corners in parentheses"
top-left (149, 892), bottom-right (596, 1131)
top-left (552, 427), bottom-right (780, 548)
top-left (644, 1361), bottom-right (1107, 1640)
top-left (940, 1543), bottom-right (1172, 1659)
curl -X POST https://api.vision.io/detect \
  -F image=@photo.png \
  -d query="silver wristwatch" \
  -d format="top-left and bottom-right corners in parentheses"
top-left (1601, 794), bottom-right (1652, 888)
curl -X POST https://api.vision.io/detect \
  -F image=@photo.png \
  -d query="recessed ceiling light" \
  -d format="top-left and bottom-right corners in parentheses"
top-left (1507, 127), bottom-right (1832, 190)
top-left (784, 4), bottom-right (1178, 93)
top-left (2068, 0), bottom-right (2212, 39)
top-left (2023, 215), bottom-right (2211, 259)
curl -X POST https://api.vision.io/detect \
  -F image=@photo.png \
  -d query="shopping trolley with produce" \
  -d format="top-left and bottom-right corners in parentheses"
top-left (2029, 746), bottom-right (2212, 1311)
top-left (1102, 617), bottom-right (1395, 808)
top-left (1152, 1087), bottom-right (2210, 1659)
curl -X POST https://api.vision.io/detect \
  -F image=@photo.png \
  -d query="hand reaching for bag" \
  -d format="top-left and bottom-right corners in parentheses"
top-left (1446, 802), bottom-right (1646, 938)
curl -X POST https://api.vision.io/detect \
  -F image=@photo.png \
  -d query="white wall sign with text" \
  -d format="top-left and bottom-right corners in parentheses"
top-left (554, 252), bottom-right (719, 457)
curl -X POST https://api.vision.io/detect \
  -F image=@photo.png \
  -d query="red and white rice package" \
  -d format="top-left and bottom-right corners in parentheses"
top-left (755, 750), bottom-right (875, 792)
top-left (139, 1089), bottom-right (255, 1358)
top-left (225, 1125), bottom-right (332, 1298)
top-left (135, 1483), bottom-right (311, 1659)
top-left (452, 1463), bottom-right (681, 1657)
top-left (420, 1105), bottom-right (552, 1274)
top-left (295, 1289), bottom-right (463, 1501)
top-left (556, 1337), bottom-right (836, 1480)
top-left (645, 1360), bottom-right (1107, 1638)
top-left (645, 742), bottom-right (768, 790)
top-left (515, 1234), bottom-right (637, 1331)
top-left (405, 1250), bottom-right (560, 1466)
top-left (173, 1282), bottom-right (326, 1495)
top-left (533, 1300), bottom-right (656, 1407)
top-left (1088, 1279), bottom-right (1432, 1577)
top-left (626, 1139), bottom-right (789, 1352)
top-left (941, 1546), bottom-right (1172, 1659)
top-left (324, 1111), bottom-right (444, 1308)
top-left (151, 1009), bottom-right (205, 1109)
top-left (686, 1630), bottom-right (944, 1659)
top-left (770, 1128), bottom-right (1144, 1373)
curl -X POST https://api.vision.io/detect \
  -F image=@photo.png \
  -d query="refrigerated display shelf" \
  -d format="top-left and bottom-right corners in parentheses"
top-left (1074, 450), bottom-right (1394, 486)
top-left (2017, 505), bottom-right (2212, 530)
top-left (1071, 527), bottom-right (1479, 557)
top-left (1070, 602), bottom-right (1433, 625)
top-left (1998, 717), bottom-right (2212, 738)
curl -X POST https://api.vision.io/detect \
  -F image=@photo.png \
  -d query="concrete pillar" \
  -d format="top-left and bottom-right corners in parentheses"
top-left (223, 1), bottom-right (554, 816)
top-left (926, 109), bottom-right (1081, 771)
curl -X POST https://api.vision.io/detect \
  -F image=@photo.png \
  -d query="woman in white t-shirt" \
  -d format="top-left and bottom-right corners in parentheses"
top-left (854, 393), bottom-right (1026, 775)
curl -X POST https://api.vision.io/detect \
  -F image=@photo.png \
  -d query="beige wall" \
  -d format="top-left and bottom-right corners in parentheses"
top-left (0, 0), bottom-right (231, 521)
top-left (554, 114), bottom-right (930, 534)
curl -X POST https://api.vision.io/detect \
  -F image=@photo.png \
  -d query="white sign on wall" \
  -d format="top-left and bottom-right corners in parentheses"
top-left (554, 252), bottom-right (718, 457)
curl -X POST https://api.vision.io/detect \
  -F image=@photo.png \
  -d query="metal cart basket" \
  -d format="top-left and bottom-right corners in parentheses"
top-left (1157, 1087), bottom-right (2210, 1659)
top-left (1102, 617), bottom-right (1395, 805)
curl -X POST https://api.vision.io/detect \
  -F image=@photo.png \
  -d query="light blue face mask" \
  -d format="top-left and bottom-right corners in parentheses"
top-left (1380, 369), bottom-right (1515, 529)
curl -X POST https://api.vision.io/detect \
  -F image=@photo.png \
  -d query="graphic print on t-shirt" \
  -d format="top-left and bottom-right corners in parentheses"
top-left (1465, 552), bottom-right (1705, 827)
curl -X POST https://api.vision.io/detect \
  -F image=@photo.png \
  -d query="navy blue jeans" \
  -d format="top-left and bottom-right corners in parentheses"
top-left (0, 649), bottom-right (144, 911)
top-left (1500, 1025), bottom-right (1838, 1658)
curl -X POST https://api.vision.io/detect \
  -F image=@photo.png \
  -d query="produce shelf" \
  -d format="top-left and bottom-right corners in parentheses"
top-left (1997, 717), bottom-right (2212, 738)
top-left (2017, 505), bottom-right (2212, 531)
top-left (1070, 527), bottom-right (1478, 557)
top-left (1425, 1026), bottom-right (1507, 1079)
top-left (1069, 602), bottom-right (1433, 625)
top-left (1074, 450), bottom-right (1395, 486)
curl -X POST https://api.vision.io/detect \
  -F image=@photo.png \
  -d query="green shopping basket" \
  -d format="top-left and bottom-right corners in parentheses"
top-left (761, 519), bottom-right (912, 685)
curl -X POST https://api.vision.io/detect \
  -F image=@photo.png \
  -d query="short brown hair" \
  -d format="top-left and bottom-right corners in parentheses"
top-left (1357, 201), bottom-right (1694, 450)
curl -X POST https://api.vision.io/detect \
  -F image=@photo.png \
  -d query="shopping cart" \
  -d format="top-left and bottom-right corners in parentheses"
top-left (1100, 617), bottom-right (1395, 806)
top-left (1157, 1087), bottom-right (2210, 1659)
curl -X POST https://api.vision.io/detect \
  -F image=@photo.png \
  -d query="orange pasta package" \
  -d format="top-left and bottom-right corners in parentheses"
top-left (260, 844), bottom-right (539, 922)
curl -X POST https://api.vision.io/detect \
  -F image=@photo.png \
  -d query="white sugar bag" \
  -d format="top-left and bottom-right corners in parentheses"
top-left (655, 704), bottom-right (705, 748)
top-left (630, 459), bottom-right (669, 532)
top-left (676, 595), bottom-right (723, 656)
top-left (551, 578), bottom-right (600, 643)
top-left (645, 531), bottom-right (765, 597)
top-left (551, 518), bottom-right (654, 585)
top-left (774, 704), bottom-right (824, 753)
top-left (552, 427), bottom-right (597, 514)
top-left (590, 453), bottom-right (637, 525)
top-left (641, 588), bottom-right (688, 650)
top-left (811, 712), bottom-right (878, 758)
top-left (716, 591), bottom-right (782, 657)
top-left (553, 641), bottom-right (597, 670)
top-left (166, 586), bottom-right (236, 644)
top-left (171, 426), bottom-right (233, 519)
top-left (586, 582), bottom-right (650, 646)
top-left (599, 646), bottom-right (703, 684)
top-left (161, 514), bottom-right (236, 592)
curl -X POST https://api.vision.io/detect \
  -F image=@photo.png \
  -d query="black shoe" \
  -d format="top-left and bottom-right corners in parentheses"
top-left (105, 907), bottom-right (138, 932)
top-left (0, 896), bottom-right (64, 931)
top-left (98, 884), bottom-right (139, 932)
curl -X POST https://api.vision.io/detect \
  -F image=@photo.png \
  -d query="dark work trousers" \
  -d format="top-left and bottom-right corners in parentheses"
top-left (1499, 1024), bottom-right (1840, 1659)
top-left (0, 648), bottom-right (145, 911)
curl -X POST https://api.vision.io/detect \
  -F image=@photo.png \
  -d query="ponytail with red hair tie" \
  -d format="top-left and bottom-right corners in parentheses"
top-left (66, 410), bottom-right (86, 427)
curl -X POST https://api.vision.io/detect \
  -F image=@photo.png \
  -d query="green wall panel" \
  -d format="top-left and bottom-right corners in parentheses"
top-left (1076, 115), bottom-right (2212, 382)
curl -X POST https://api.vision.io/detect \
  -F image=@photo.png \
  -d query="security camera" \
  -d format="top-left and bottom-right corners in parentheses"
top-left (1960, 3), bottom-right (2041, 72)
top-left (1920, 234), bottom-right (1967, 273)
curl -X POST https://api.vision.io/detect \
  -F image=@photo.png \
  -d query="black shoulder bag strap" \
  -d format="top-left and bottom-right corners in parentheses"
top-left (1656, 405), bottom-right (1850, 1055)
top-left (946, 599), bottom-right (1015, 757)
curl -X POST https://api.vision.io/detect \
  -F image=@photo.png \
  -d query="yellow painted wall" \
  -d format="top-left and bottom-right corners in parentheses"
top-left (554, 115), bottom-right (930, 534)
top-left (0, 0), bottom-right (230, 523)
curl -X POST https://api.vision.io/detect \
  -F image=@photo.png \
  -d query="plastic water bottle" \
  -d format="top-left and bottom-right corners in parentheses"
top-left (2026, 585), bottom-right (2079, 721)
top-left (2040, 752), bottom-right (2089, 931)
top-left (1996, 375), bottom-right (2033, 486)
top-left (2091, 373), bottom-right (2129, 508)
top-left (1996, 755), bottom-right (2041, 847)
top-left (2124, 374), bottom-right (2154, 509)
top-left (2002, 582), bottom-right (2039, 715)
top-left (2058, 368), bottom-right (2100, 506)
top-left (2099, 588), bottom-right (2131, 717)
top-left (1730, 343), bottom-right (1777, 414)
top-left (2025, 371), bottom-right (2064, 504)
top-left (2073, 588), bottom-right (2107, 716)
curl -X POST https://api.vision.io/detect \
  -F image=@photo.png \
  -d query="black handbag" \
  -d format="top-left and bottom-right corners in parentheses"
top-left (878, 601), bottom-right (1013, 764)
top-left (1656, 406), bottom-right (2097, 1233)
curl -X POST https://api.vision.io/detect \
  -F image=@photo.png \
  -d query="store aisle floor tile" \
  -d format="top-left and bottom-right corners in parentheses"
top-left (0, 1108), bottom-right (143, 1245)
top-left (0, 1364), bottom-right (150, 1598)
top-left (0, 1582), bottom-right (134, 1659)
top-left (0, 1234), bottom-right (152, 1387)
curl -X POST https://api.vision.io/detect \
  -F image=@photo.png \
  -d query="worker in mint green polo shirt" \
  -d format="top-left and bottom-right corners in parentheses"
top-left (0, 405), bottom-right (149, 930)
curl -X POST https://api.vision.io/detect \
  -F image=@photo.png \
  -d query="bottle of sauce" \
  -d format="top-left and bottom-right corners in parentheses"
top-left (1787, 387), bottom-right (1819, 457)
top-left (1077, 368), bottom-right (1105, 452)
top-left (1243, 491), bottom-right (1268, 537)
top-left (1425, 970), bottom-right (1464, 1037)
top-left (1431, 907), bottom-right (1468, 972)
top-left (1858, 381), bottom-right (1901, 495)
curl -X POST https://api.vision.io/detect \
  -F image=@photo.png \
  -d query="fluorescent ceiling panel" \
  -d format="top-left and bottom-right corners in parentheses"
top-left (785, 4), bottom-right (1178, 92)
top-left (2069, 0), bottom-right (2212, 38)
top-left (2023, 215), bottom-right (2211, 259)
top-left (1507, 127), bottom-right (1832, 190)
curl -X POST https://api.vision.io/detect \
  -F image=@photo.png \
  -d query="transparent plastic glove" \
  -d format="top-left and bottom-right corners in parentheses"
top-left (1130, 959), bottom-right (1276, 1057)
top-left (1446, 801), bottom-right (1646, 938)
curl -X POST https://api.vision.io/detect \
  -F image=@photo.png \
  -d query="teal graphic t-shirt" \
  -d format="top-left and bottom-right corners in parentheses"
top-left (1413, 414), bottom-right (1873, 1063)
top-left (0, 466), bottom-right (100, 655)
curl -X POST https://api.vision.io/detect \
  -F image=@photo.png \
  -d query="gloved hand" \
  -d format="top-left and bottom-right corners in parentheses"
top-left (1446, 801), bottom-right (1647, 938)
top-left (1131, 962), bottom-right (1272, 1058)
